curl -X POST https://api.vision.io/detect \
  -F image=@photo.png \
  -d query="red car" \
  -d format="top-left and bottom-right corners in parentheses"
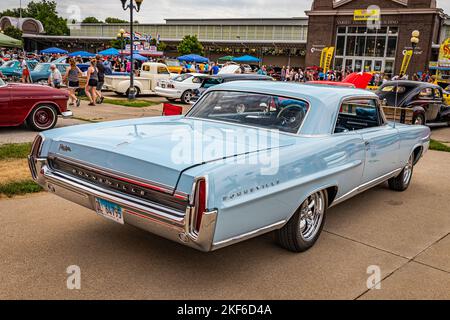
top-left (0, 79), bottom-right (71, 131)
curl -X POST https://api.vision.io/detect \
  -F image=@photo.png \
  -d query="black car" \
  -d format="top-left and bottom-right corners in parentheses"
top-left (376, 80), bottom-right (450, 126)
top-left (191, 74), bottom-right (273, 103)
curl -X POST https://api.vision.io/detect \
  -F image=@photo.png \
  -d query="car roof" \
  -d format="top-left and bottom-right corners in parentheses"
top-left (381, 80), bottom-right (441, 89)
top-left (206, 81), bottom-right (377, 135)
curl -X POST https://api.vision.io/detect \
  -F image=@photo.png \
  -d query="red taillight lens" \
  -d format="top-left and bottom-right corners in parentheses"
top-left (194, 178), bottom-right (206, 232)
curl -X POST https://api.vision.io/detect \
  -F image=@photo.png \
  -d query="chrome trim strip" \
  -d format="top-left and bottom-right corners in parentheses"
top-left (48, 154), bottom-right (189, 199)
top-left (211, 220), bottom-right (286, 250)
top-left (330, 167), bottom-right (403, 207)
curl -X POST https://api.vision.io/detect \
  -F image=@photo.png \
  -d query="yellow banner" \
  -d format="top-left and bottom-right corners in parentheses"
top-left (324, 47), bottom-right (335, 72)
top-left (320, 47), bottom-right (328, 70)
top-left (400, 50), bottom-right (413, 75)
top-left (354, 9), bottom-right (380, 21)
top-left (439, 38), bottom-right (450, 62)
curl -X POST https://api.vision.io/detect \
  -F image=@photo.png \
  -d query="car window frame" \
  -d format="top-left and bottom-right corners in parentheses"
top-left (333, 97), bottom-right (386, 135)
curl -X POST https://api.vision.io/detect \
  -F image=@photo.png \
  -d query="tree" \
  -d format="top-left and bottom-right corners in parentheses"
top-left (105, 17), bottom-right (127, 24)
top-left (25, 0), bottom-right (70, 35)
top-left (82, 16), bottom-right (102, 24)
top-left (3, 26), bottom-right (23, 41)
top-left (177, 35), bottom-right (204, 55)
top-left (0, 8), bottom-right (22, 18)
top-left (149, 38), bottom-right (167, 52)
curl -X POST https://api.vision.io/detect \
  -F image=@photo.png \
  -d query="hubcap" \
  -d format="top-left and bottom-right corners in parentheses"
top-left (34, 108), bottom-right (53, 128)
top-left (403, 155), bottom-right (413, 185)
top-left (299, 191), bottom-right (325, 241)
top-left (184, 92), bottom-right (191, 102)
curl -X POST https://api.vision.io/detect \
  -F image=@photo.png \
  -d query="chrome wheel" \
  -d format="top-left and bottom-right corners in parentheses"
top-left (182, 91), bottom-right (192, 104)
top-left (403, 155), bottom-right (413, 185)
top-left (299, 191), bottom-right (325, 241)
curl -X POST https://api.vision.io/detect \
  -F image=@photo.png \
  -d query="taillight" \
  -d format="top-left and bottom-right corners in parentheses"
top-left (31, 134), bottom-right (43, 157)
top-left (194, 178), bottom-right (206, 232)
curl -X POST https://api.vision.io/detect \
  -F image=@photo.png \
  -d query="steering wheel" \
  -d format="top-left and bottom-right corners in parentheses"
top-left (277, 105), bottom-right (306, 130)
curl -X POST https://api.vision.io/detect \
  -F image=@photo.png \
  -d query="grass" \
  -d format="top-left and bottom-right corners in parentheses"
top-left (81, 96), bottom-right (160, 108)
top-left (0, 180), bottom-right (42, 198)
top-left (0, 143), bottom-right (32, 161)
top-left (430, 139), bottom-right (450, 153)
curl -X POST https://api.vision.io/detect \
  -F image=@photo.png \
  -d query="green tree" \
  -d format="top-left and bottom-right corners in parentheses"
top-left (82, 16), bottom-right (102, 24)
top-left (177, 35), bottom-right (204, 55)
top-left (105, 17), bottom-right (127, 24)
top-left (149, 38), bottom-right (167, 52)
top-left (3, 26), bottom-right (23, 41)
top-left (25, 0), bottom-right (69, 35)
top-left (0, 8), bottom-right (22, 18)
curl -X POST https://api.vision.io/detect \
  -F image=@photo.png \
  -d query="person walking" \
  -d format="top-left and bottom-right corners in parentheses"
top-left (95, 55), bottom-right (105, 104)
top-left (65, 58), bottom-right (82, 107)
top-left (85, 59), bottom-right (99, 106)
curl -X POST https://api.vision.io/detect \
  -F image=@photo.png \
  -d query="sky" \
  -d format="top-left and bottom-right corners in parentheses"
top-left (1, 0), bottom-right (450, 23)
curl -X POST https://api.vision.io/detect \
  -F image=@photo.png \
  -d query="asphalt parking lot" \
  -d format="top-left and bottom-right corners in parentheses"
top-left (0, 148), bottom-right (449, 299)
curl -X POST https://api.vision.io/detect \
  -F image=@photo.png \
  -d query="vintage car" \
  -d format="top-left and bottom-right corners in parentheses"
top-left (29, 82), bottom-right (430, 252)
top-left (0, 59), bottom-right (38, 79)
top-left (30, 63), bottom-right (69, 84)
top-left (0, 78), bottom-right (72, 131)
top-left (155, 73), bottom-right (208, 104)
top-left (376, 81), bottom-right (450, 126)
top-left (192, 74), bottom-right (273, 103)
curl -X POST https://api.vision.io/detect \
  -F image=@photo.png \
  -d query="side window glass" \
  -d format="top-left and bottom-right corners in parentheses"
top-left (419, 88), bottom-right (433, 99)
top-left (335, 99), bottom-right (381, 133)
top-left (158, 67), bottom-right (170, 75)
top-left (434, 89), bottom-right (442, 99)
top-left (142, 65), bottom-right (150, 72)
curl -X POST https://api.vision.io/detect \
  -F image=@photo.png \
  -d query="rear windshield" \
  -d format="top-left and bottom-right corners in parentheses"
top-left (202, 78), bottom-right (223, 89)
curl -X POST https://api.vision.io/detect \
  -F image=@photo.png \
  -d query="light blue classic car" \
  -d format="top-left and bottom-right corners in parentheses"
top-left (29, 82), bottom-right (431, 252)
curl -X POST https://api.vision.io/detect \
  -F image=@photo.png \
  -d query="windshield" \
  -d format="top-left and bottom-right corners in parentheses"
top-left (187, 91), bottom-right (309, 134)
top-left (166, 60), bottom-right (180, 67)
top-left (3, 61), bottom-right (16, 68)
top-left (33, 64), bottom-right (49, 72)
top-left (172, 74), bottom-right (192, 82)
top-left (0, 79), bottom-right (5, 86)
top-left (202, 78), bottom-right (223, 89)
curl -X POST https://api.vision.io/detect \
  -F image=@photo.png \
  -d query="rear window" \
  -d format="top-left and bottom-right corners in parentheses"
top-left (381, 85), bottom-right (406, 94)
top-left (202, 78), bottom-right (223, 89)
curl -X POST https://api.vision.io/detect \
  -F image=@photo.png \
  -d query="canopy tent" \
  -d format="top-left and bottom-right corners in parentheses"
top-left (125, 53), bottom-right (148, 61)
top-left (233, 55), bottom-right (260, 63)
top-left (0, 33), bottom-right (22, 48)
top-left (218, 55), bottom-right (234, 62)
top-left (98, 48), bottom-right (120, 56)
top-left (40, 47), bottom-right (68, 54)
top-left (68, 51), bottom-right (96, 58)
top-left (177, 54), bottom-right (209, 63)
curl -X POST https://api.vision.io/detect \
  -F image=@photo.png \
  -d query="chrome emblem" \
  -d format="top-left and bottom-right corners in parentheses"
top-left (59, 144), bottom-right (72, 152)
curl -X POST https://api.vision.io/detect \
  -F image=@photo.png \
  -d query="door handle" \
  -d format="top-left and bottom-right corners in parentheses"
top-left (365, 141), bottom-right (370, 149)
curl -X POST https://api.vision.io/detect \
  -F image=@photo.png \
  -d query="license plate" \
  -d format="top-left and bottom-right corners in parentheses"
top-left (94, 198), bottom-right (124, 224)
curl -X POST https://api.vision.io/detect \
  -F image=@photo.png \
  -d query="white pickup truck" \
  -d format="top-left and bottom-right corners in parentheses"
top-left (104, 62), bottom-right (171, 96)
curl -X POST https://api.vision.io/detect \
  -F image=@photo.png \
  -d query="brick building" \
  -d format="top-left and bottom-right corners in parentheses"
top-left (305, 0), bottom-right (447, 76)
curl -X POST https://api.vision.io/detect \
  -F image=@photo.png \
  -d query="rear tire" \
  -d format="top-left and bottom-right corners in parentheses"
top-left (181, 90), bottom-right (193, 104)
top-left (26, 105), bottom-right (58, 131)
top-left (388, 154), bottom-right (414, 191)
top-left (275, 190), bottom-right (328, 252)
top-left (126, 87), bottom-right (140, 98)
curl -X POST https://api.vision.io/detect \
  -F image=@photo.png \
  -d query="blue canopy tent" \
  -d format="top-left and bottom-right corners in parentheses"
top-left (125, 53), bottom-right (148, 61)
top-left (68, 51), bottom-right (96, 58)
top-left (98, 48), bottom-right (120, 56)
top-left (40, 47), bottom-right (68, 54)
top-left (177, 54), bottom-right (209, 63)
top-left (233, 55), bottom-right (261, 63)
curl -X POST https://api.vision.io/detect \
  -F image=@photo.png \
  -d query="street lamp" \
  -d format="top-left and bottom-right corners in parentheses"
top-left (411, 30), bottom-right (420, 51)
top-left (117, 28), bottom-right (125, 56)
top-left (120, 0), bottom-right (143, 100)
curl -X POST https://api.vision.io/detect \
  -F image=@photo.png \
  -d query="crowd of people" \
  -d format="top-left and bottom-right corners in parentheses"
top-left (0, 48), bottom-right (440, 106)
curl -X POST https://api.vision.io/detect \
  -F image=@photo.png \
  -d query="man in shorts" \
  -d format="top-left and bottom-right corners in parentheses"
top-left (95, 55), bottom-right (105, 104)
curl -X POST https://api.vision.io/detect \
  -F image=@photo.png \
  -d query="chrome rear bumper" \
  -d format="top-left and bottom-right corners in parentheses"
top-left (28, 157), bottom-right (218, 252)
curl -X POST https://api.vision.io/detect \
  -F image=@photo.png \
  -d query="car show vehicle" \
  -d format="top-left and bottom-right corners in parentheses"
top-left (155, 73), bottom-right (208, 104)
top-left (30, 63), bottom-right (70, 84)
top-left (104, 62), bottom-right (171, 96)
top-left (29, 82), bottom-right (430, 252)
top-left (164, 59), bottom-right (183, 74)
top-left (191, 74), bottom-right (273, 102)
top-left (376, 81), bottom-right (450, 126)
top-left (0, 78), bottom-right (71, 131)
top-left (0, 59), bottom-right (38, 79)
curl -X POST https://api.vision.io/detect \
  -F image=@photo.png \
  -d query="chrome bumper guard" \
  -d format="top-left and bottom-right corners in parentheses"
top-left (28, 157), bottom-right (218, 252)
top-left (61, 111), bottom-right (73, 118)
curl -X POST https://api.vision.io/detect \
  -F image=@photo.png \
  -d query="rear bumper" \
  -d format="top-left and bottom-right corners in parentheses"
top-left (61, 111), bottom-right (73, 118)
top-left (28, 156), bottom-right (218, 252)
